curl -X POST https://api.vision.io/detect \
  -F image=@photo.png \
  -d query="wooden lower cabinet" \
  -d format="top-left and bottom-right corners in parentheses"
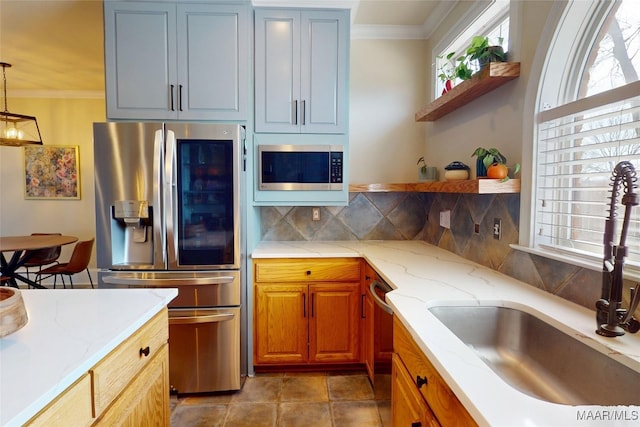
top-left (392, 354), bottom-right (439, 427)
top-left (26, 310), bottom-right (170, 426)
top-left (393, 317), bottom-right (477, 427)
top-left (254, 258), bottom-right (361, 366)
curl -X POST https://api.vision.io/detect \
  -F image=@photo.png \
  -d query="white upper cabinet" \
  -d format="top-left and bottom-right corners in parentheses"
top-left (104, 1), bottom-right (248, 121)
top-left (254, 8), bottom-right (349, 134)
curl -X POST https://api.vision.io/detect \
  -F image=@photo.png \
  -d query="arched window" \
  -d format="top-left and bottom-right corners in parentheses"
top-left (532, 0), bottom-right (640, 275)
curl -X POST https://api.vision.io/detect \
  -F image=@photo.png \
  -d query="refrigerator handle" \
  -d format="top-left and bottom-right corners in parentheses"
top-left (153, 129), bottom-right (166, 268)
top-left (165, 128), bottom-right (177, 267)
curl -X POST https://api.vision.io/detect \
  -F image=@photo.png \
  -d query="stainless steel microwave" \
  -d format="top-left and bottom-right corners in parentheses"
top-left (258, 145), bottom-right (344, 191)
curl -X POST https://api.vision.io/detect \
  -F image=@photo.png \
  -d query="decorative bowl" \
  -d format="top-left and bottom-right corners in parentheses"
top-left (0, 287), bottom-right (28, 338)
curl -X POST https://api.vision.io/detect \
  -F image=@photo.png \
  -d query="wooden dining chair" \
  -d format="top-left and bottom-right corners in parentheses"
top-left (23, 233), bottom-right (62, 283)
top-left (36, 238), bottom-right (95, 289)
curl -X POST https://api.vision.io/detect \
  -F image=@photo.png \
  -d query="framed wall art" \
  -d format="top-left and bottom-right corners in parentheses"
top-left (24, 145), bottom-right (80, 199)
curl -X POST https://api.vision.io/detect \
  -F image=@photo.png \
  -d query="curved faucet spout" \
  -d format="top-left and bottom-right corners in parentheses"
top-left (596, 161), bottom-right (639, 337)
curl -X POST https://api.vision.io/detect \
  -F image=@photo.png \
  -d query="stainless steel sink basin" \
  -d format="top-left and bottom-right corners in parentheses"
top-left (428, 305), bottom-right (640, 405)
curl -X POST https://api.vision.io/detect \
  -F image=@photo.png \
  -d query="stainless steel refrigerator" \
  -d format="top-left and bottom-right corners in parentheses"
top-left (93, 122), bottom-right (244, 394)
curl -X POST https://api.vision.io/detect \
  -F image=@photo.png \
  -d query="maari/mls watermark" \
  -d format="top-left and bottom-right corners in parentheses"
top-left (576, 409), bottom-right (639, 422)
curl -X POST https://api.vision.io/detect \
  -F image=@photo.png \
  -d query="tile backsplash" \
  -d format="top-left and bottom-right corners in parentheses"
top-left (261, 192), bottom-right (637, 315)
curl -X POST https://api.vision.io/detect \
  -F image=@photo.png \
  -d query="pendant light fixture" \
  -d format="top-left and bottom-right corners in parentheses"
top-left (0, 62), bottom-right (43, 146)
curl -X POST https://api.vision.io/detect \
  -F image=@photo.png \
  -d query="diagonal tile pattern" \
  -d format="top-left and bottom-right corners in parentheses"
top-left (258, 190), bottom-right (640, 317)
top-left (170, 373), bottom-right (391, 427)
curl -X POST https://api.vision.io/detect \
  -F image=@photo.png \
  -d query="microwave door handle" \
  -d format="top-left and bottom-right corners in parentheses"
top-left (153, 129), bottom-right (166, 268)
top-left (165, 128), bottom-right (177, 267)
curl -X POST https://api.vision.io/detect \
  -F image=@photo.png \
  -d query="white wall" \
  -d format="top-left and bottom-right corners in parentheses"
top-left (349, 38), bottom-right (428, 184)
top-left (0, 97), bottom-right (105, 266)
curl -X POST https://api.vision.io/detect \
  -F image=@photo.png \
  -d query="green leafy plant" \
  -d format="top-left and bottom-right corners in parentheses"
top-left (439, 36), bottom-right (506, 85)
top-left (466, 36), bottom-right (506, 64)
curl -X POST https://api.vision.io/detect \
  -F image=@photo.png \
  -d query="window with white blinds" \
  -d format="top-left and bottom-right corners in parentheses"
top-left (535, 81), bottom-right (640, 267)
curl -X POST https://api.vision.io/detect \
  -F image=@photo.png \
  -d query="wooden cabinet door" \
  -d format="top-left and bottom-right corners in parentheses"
top-left (255, 284), bottom-right (308, 364)
top-left (176, 3), bottom-right (248, 120)
top-left (309, 282), bottom-right (360, 363)
top-left (104, 1), bottom-right (177, 120)
top-left (392, 354), bottom-right (439, 427)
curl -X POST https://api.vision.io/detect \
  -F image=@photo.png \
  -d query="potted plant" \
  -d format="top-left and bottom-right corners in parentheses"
top-left (472, 147), bottom-right (519, 181)
top-left (465, 36), bottom-right (506, 69)
top-left (438, 36), bottom-right (507, 93)
top-left (417, 156), bottom-right (428, 181)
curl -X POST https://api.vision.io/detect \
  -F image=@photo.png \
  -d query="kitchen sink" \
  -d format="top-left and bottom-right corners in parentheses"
top-left (428, 305), bottom-right (640, 405)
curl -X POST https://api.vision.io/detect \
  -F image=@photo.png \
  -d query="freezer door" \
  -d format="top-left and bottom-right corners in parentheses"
top-left (168, 307), bottom-right (241, 393)
top-left (165, 124), bottom-right (241, 269)
top-left (93, 122), bottom-right (166, 270)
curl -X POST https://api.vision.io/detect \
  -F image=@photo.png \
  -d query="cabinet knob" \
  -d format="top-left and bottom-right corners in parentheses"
top-left (306, 270), bottom-right (311, 276)
top-left (139, 346), bottom-right (151, 357)
top-left (416, 375), bottom-right (428, 389)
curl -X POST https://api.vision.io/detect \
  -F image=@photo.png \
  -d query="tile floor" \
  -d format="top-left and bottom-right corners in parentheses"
top-left (170, 372), bottom-right (391, 427)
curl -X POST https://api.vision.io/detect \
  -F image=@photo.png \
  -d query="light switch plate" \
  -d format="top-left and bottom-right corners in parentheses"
top-left (440, 210), bottom-right (451, 229)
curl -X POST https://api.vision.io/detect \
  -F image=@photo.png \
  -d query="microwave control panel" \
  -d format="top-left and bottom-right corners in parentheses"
top-left (330, 152), bottom-right (343, 183)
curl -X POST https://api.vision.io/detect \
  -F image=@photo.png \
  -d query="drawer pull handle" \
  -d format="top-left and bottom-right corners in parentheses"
top-left (139, 346), bottom-right (151, 357)
top-left (416, 375), bottom-right (428, 388)
top-left (411, 423), bottom-right (422, 427)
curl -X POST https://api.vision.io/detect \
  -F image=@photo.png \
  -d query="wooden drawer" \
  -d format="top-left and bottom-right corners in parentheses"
top-left (255, 258), bottom-right (361, 283)
top-left (94, 344), bottom-right (169, 426)
top-left (393, 316), bottom-right (477, 427)
top-left (25, 374), bottom-right (93, 427)
top-left (91, 309), bottom-right (169, 416)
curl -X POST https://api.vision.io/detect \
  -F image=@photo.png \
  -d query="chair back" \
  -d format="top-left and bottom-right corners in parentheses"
top-left (24, 233), bottom-right (62, 266)
top-left (65, 238), bottom-right (95, 274)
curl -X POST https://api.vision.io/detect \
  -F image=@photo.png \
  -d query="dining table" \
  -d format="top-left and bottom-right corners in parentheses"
top-left (0, 235), bottom-right (78, 289)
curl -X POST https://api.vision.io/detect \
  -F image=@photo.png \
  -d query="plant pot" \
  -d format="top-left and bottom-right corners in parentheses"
top-left (478, 46), bottom-right (505, 69)
top-left (476, 158), bottom-right (487, 178)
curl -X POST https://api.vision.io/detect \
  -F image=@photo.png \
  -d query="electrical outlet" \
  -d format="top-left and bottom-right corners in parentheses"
top-left (312, 207), bottom-right (320, 221)
top-left (439, 210), bottom-right (451, 229)
top-left (493, 218), bottom-right (502, 240)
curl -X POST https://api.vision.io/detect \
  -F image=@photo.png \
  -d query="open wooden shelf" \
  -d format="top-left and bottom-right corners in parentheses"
top-left (349, 179), bottom-right (520, 194)
top-left (415, 62), bottom-right (520, 122)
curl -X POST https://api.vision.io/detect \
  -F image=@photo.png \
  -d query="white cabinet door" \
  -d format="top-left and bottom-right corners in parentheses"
top-left (254, 9), bottom-right (348, 134)
top-left (177, 3), bottom-right (248, 120)
top-left (300, 11), bottom-right (348, 134)
top-left (104, 1), bottom-right (248, 121)
top-left (104, 2), bottom-right (177, 120)
top-left (254, 9), bottom-right (300, 133)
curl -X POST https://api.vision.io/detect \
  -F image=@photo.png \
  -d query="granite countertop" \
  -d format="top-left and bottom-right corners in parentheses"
top-left (0, 288), bottom-right (177, 427)
top-left (252, 240), bottom-right (640, 426)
